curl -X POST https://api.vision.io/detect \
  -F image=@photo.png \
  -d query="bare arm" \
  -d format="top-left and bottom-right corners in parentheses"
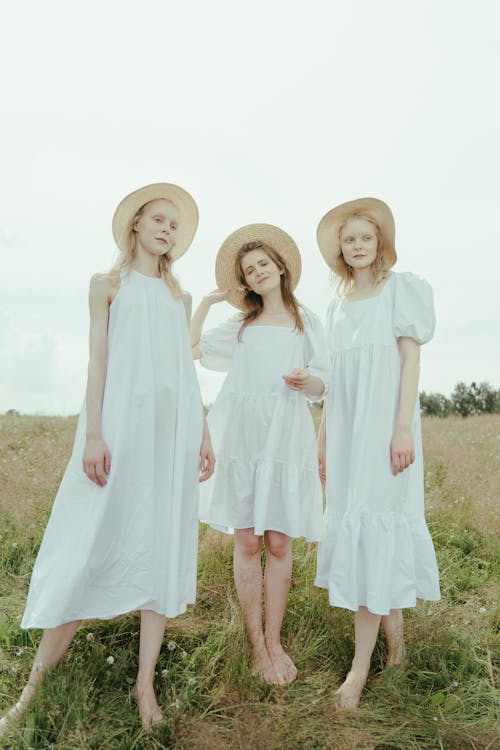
top-left (82, 274), bottom-right (115, 486)
top-left (390, 337), bottom-right (420, 475)
top-left (190, 289), bottom-right (229, 359)
top-left (318, 397), bottom-right (327, 483)
top-left (182, 291), bottom-right (192, 324)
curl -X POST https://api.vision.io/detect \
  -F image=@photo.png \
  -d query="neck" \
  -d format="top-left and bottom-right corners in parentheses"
top-left (260, 285), bottom-right (287, 314)
top-left (351, 266), bottom-right (374, 290)
top-left (132, 244), bottom-right (162, 278)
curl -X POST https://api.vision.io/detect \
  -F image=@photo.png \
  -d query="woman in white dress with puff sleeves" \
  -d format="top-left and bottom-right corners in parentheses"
top-left (315, 198), bottom-right (440, 709)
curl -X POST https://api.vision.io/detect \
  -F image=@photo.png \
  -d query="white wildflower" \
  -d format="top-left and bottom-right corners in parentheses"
top-left (106, 655), bottom-right (115, 665)
top-left (479, 607), bottom-right (487, 614)
top-left (86, 632), bottom-right (95, 641)
top-left (167, 641), bottom-right (177, 651)
top-left (181, 650), bottom-right (188, 659)
top-left (161, 668), bottom-right (169, 677)
top-left (187, 676), bottom-right (196, 686)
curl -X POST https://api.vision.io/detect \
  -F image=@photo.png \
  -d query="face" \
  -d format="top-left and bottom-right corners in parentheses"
top-left (339, 217), bottom-right (378, 270)
top-left (240, 248), bottom-right (283, 296)
top-left (134, 199), bottom-right (179, 257)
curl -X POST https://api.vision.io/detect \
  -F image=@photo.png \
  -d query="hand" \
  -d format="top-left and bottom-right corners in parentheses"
top-left (83, 436), bottom-right (111, 486)
top-left (199, 436), bottom-right (215, 482)
top-left (204, 288), bottom-right (229, 305)
top-left (318, 433), bottom-right (326, 484)
top-left (282, 368), bottom-right (310, 392)
top-left (390, 426), bottom-right (415, 476)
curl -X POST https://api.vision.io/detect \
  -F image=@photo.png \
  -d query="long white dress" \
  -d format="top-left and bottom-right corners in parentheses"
top-left (22, 269), bottom-right (203, 628)
top-left (315, 272), bottom-right (440, 615)
top-left (199, 311), bottom-right (328, 540)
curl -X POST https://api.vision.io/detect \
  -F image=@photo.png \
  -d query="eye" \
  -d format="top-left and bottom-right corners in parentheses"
top-left (171, 223), bottom-right (177, 230)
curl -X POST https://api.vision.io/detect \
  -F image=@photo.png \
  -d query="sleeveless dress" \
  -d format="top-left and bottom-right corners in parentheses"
top-left (314, 272), bottom-right (440, 615)
top-left (199, 311), bottom-right (328, 540)
top-left (21, 269), bottom-right (203, 628)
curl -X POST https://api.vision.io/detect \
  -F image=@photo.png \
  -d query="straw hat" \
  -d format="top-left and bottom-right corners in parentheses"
top-left (317, 197), bottom-right (397, 271)
top-left (215, 223), bottom-right (302, 309)
top-left (112, 183), bottom-right (199, 260)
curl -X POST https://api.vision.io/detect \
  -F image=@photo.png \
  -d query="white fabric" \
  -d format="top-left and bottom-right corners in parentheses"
top-left (199, 310), bottom-right (328, 540)
top-left (22, 269), bottom-right (203, 628)
top-left (315, 272), bottom-right (440, 615)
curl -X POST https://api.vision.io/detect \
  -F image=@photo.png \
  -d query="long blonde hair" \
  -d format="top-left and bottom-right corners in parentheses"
top-left (235, 241), bottom-right (303, 340)
top-left (334, 214), bottom-right (390, 296)
top-left (110, 200), bottom-right (183, 297)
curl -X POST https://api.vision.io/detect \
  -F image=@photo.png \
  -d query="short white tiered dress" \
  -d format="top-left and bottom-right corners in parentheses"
top-left (315, 272), bottom-right (440, 615)
top-left (22, 269), bottom-right (203, 628)
top-left (199, 311), bottom-right (328, 540)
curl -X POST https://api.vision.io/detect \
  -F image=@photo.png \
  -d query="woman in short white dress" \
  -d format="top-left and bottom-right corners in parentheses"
top-left (315, 198), bottom-right (440, 709)
top-left (0, 183), bottom-right (214, 736)
top-left (190, 224), bottom-right (328, 685)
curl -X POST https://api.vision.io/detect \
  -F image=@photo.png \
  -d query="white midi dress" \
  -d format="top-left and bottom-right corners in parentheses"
top-left (199, 312), bottom-right (328, 540)
top-left (22, 269), bottom-right (203, 628)
top-left (315, 272), bottom-right (441, 615)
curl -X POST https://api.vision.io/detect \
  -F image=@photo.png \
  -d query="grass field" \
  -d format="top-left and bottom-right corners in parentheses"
top-left (0, 413), bottom-right (498, 749)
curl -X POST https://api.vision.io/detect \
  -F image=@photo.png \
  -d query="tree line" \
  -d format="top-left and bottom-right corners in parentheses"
top-left (419, 381), bottom-right (500, 417)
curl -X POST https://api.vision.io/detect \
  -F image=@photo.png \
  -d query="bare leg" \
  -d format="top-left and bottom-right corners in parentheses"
top-left (337, 607), bottom-right (381, 709)
top-left (233, 528), bottom-right (277, 684)
top-left (263, 531), bottom-right (296, 686)
top-left (381, 609), bottom-right (405, 667)
top-left (133, 609), bottom-right (167, 733)
top-left (0, 620), bottom-right (81, 737)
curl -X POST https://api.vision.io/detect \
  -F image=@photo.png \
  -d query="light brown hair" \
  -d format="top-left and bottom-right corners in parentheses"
top-left (235, 241), bottom-right (303, 340)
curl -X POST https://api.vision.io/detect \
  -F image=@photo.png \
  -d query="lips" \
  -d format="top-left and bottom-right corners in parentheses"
top-left (257, 276), bottom-right (270, 285)
top-left (156, 237), bottom-right (168, 246)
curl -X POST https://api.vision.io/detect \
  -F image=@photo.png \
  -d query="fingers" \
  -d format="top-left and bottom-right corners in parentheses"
top-left (391, 450), bottom-right (415, 475)
top-left (104, 449), bottom-right (111, 475)
top-left (199, 449), bottom-right (215, 482)
top-left (318, 458), bottom-right (326, 484)
top-left (282, 368), bottom-right (308, 391)
top-left (82, 459), bottom-right (108, 487)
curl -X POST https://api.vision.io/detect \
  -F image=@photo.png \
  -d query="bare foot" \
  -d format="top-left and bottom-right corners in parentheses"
top-left (335, 670), bottom-right (368, 710)
top-left (0, 699), bottom-right (26, 738)
top-left (266, 642), bottom-right (297, 686)
top-left (132, 683), bottom-right (165, 733)
top-left (251, 648), bottom-right (279, 685)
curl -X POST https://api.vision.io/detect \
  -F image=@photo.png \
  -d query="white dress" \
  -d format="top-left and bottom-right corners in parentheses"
top-left (315, 272), bottom-right (440, 615)
top-left (22, 269), bottom-right (203, 628)
top-left (199, 311), bottom-right (328, 540)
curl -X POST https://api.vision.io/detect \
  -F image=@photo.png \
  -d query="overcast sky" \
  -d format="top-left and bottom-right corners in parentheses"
top-left (1, 0), bottom-right (499, 414)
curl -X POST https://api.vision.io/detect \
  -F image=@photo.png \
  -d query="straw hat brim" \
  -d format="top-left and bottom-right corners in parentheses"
top-left (215, 223), bottom-right (302, 310)
top-left (112, 183), bottom-right (199, 260)
top-left (317, 197), bottom-right (397, 270)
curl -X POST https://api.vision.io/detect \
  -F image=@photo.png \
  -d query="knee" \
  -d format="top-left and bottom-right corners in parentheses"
top-left (265, 534), bottom-right (291, 560)
top-left (235, 535), bottom-right (261, 558)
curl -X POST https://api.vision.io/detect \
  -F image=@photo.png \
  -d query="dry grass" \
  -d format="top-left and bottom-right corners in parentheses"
top-left (0, 413), bottom-right (499, 750)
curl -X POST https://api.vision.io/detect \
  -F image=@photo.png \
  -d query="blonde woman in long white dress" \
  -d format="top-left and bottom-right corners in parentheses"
top-left (0, 183), bottom-right (214, 736)
top-left (315, 198), bottom-right (440, 709)
top-left (190, 224), bottom-right (328, 686)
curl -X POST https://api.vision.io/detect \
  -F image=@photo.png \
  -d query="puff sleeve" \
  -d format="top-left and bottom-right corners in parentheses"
top-left (303, 309), bottom-right (330, 397)
top-left (393, 272), bottom-right (436, 344)
top-left (199, 318), bottom-right (241, 372)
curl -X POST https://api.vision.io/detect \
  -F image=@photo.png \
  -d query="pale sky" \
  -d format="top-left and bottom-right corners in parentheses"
top-left (1, 0), bottom-right (499, 414)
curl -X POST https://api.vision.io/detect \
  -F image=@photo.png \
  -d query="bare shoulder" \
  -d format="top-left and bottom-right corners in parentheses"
top-left (89, 272), bottom-right (117, 306)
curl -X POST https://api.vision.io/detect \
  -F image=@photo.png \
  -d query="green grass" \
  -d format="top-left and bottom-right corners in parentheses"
top-left (0, 414), bottom-right (499, 749)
